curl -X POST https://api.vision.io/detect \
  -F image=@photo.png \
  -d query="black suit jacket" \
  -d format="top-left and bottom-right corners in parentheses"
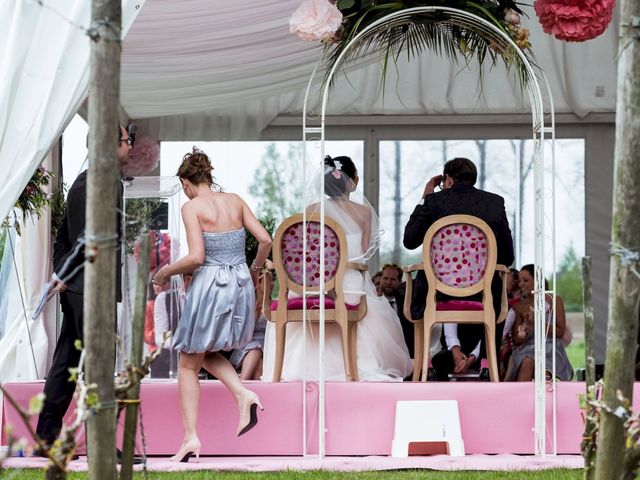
top-left (53, 171), bottom-right (123, 301)
top-left (390, 283), bottom-right (415, 358)
top-left (403, 183), bottom-right (514, 319)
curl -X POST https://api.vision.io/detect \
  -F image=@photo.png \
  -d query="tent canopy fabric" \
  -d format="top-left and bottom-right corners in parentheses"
top-left (122, 0), bottom-right (618, 141)
top-left (0, 0), bottom-right (143, 225)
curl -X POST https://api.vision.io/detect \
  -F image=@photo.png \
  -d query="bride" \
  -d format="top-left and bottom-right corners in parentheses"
top-left (262, 156), bottom-right (413, 381)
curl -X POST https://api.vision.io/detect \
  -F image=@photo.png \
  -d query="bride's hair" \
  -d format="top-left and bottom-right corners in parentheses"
top-left (324, 155), bottom-right (357, 197)
top-left (177, 146), bottom-right (221, 190)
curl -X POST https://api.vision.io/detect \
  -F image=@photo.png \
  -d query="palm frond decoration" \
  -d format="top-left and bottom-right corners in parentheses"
top-left (309, 0), bottom-right (535, 89)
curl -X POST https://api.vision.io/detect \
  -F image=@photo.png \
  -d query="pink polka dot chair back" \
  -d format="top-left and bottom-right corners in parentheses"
top-left (430, 223), bottom-right (489, 289)
top-left (280, 220), bottom-right (340, 287)
top-left (269, 213), bottom-right (364, 382)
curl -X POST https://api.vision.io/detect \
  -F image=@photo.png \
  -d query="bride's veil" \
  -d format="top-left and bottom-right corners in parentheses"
top-left (306, 156), bottom-right (383, 263)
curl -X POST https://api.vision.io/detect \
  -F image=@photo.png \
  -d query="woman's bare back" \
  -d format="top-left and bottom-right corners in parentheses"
top-left (190, 191), bottom-right (244, 233)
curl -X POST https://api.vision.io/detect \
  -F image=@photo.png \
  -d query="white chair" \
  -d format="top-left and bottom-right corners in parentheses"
top-left (391, 400), bottom-right (465, 457)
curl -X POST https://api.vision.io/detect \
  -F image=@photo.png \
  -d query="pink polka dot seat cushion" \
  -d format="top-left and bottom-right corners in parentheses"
top-left (280, 221), bottom-right (340, 287)
top-left (430, 223), bottom-right (488, 289)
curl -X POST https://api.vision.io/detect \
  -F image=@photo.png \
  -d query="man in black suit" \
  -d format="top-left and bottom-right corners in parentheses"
top-left (34, 125), bottom-right (133, 449)
top-left (403, 157), bottom-right (514, 379)
top-left (380, 263), bottom-right (414, 358)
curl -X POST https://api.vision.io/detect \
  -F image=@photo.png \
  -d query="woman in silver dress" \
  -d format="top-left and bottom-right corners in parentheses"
top-left (153, 147), bottom-right (271, 462)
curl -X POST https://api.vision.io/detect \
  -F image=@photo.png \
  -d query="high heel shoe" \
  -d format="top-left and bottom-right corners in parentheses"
top-left (177, 450), bottom-right (200, 463)
top-left (237, 394), bottom-right (264, 437)
top-left (169, 439), bottom-right (201, 463)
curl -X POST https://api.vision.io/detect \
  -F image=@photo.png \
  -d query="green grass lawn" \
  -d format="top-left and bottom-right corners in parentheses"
top-left (566, 340), bottom-right (585, 374)
top-left (0, 469), bottom-right (584, 480)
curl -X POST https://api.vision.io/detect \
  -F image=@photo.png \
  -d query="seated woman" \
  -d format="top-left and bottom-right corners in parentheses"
top-left (505, 264), bottom-right (573, 381)
top-left (230, 268), bottom-right (271, 380)
top-left (261, 156), bottom-right (413, 381)
top-left (498, 268), bottom-right (521, 379)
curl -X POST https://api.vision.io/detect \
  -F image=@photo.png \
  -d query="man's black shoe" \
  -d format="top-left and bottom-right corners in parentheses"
top-left (116, 448), bottom-right (144, 465)
top-left (32, 444), bottom-right (79, 461)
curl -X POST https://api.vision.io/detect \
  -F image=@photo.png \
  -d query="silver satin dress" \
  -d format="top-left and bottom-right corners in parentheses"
top-left (172, 229), bottom-right (255, 354)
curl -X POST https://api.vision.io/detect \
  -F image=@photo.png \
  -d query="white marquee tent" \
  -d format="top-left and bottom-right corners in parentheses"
top-left (0, 0), bottom-right (619, 383)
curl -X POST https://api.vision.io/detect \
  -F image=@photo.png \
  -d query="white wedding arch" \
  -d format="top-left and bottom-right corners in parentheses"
top-left (299, 6), bottom-right (557, 457)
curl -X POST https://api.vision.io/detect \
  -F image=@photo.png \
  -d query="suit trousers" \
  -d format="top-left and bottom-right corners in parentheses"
top-left (431, 348), bottom-right (482, 381)
top-left (411, 272), bottom-right (505, 360)
top-left (36, 291), bottom-right (84, 444)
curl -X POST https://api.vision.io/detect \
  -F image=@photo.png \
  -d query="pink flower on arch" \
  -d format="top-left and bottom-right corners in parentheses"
top-left (290, 0), bottom-right (343, 42)
top-left (534, 0), bottom-right (616, 42)
top-left (504, 9), bottom-right (521, 26)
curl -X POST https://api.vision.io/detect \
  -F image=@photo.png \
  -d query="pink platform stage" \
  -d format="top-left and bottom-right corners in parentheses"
top-left (0, 380), bottom-right (608, 458)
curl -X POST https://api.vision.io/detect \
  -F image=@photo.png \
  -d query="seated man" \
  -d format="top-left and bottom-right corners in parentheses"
top-left (431, 323), bottom-right (482, 381)
top-left (371, 271), bottom-right (383, 296)
top-left (403, 157), bottom-right (515, 363)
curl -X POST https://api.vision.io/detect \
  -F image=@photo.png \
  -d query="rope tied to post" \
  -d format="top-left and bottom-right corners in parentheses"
top-left (609, 243), bottom-right (640, 280)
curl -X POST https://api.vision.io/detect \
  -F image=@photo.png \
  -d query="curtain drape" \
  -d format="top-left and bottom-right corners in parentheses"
top-left (0, 0), bottom-right (145, 390)
top-left (0, 0), bottom-right (145, 223)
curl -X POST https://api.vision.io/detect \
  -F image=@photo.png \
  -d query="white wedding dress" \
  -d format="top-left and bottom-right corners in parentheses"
top-left (261, 199), bottom-right (413, 382)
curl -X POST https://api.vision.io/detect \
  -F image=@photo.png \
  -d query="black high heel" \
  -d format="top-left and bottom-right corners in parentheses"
top-left (237, 402), bottom-right (259, 437)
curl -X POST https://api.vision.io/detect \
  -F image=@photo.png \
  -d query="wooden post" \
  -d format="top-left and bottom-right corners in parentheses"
top-left (84, 0), bottom-right (122, 479)
top-left (583, 257), bottom-right (596, 388)
top-left (119, 233), bottom-right (150, 480)
top-left (582, 256), bottom-right (596, 480)
top-left (594, 2), bottom-right (640, 479)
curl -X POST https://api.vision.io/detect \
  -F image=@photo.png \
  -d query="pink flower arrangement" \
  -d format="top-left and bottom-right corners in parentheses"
top-left (135, 230), bottom-right (172, 271)
top-left (534, 0), bottom-right (616, 42)
top-left (504, 9), bottom-right (521, 26)
top-left (290, 0), bottom-right (343, 42)
top-left (122, 134), bottom-right (160, 176)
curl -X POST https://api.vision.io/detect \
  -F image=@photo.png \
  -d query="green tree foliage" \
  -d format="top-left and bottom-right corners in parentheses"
top-left (555, 244), bottom-right (583, 312)
top-left (0, 230), bottom-right (5, 268)
top-left (245, 216), bottom-right (276, 266)
top-left (249, 143), bottom-right (304, 223)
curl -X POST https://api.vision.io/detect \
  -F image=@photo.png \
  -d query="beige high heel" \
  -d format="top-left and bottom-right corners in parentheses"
top-left (170, 438), bottom-right (201, 463)
top-left (237, 393), bottom-right (264, 437)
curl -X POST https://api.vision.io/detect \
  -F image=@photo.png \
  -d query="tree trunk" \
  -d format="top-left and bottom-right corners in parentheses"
top-left (594, 2), bottom-right (640, 479)
top-left (119, 234), bottom-right (150, 480)
top-left (84, 1), bottom-right (122, 479)
top-left (441, 140), bottom-right (448, 165)
top-left (582, 257), bottom-right (596, 388)
top-left (582, 256), bottom-right (596, 480)
top-left (517, 139), bottom-right (530, 264)
top-left (475, 140), bottom-right (487, 190)
top-left (392, 141), bottom-right (402, 264)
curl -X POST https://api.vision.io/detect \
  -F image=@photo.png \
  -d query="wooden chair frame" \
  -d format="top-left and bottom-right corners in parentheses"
top-left (268, 213), bottom-right (367, 382)
top-left (402, 214), bottom-right (509, 382)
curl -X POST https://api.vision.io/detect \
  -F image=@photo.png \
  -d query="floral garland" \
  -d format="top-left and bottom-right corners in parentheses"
top-left (290, 0), bottom-right (616, 88)
top-left (290, 0), bottom-right (534, 86)
top-left (3, 165), bottom-right (54, 235)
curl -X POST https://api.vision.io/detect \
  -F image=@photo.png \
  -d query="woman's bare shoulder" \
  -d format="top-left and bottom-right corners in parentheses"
top-left (181, 198), bottom-right (197, 212)
top-left (217, 191), bottom-right (244, 205)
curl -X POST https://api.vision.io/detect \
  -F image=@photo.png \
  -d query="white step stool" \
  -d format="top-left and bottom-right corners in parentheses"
top-left (391, 400), bottom-right (465, 457)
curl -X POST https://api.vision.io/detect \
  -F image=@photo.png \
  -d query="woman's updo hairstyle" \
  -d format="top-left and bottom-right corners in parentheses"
top-left (177, 146), bottom-right (218, 188)
top-left (324, 155), bottom-right (357, 198)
